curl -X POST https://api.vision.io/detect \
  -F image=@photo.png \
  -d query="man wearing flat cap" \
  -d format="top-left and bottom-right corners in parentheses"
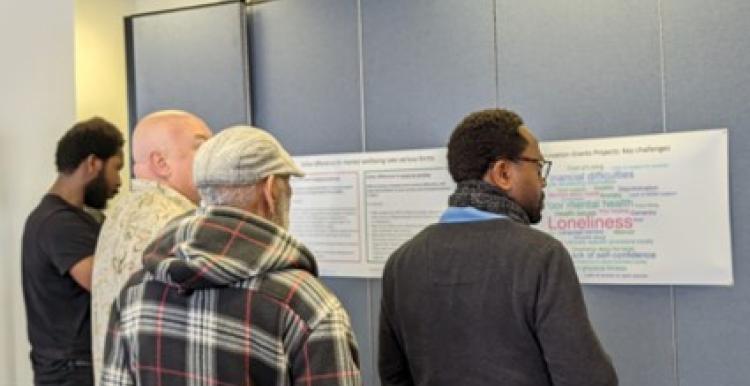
top-left (100, 126), bottom-right (362, 386)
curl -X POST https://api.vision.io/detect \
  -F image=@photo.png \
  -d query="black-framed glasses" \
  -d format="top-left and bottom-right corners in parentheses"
top-left (515, 157), bottom-right (552, 180)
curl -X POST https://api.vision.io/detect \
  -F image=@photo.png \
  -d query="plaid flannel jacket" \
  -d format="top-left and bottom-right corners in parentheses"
top-left (100, 205), bottom-right (361, 386)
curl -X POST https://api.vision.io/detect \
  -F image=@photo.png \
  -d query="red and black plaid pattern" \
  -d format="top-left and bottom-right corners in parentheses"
top-left (101, 206), bottom-right (361, 386)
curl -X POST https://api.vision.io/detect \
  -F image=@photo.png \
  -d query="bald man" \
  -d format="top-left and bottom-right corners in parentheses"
top-left (90, 110), bottom-right (212, 384)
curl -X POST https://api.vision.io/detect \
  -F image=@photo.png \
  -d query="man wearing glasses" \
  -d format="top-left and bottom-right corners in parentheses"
top-left (378, 108), bottom-right (617, 386)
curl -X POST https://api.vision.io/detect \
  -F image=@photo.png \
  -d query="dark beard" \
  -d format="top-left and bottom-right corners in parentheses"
top-left (84, 171), bottom-right (110, 209)
top-left (526, 191), bottom-right (545, 225)
top-left (527, 209), bottom-right (542, 225)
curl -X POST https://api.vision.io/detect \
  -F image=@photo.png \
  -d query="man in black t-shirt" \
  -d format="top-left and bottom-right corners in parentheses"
top-left (22, 117), bottom-right (124, 386)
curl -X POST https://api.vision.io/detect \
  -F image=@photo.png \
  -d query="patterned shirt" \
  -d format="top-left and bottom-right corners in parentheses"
top-left (101, 205), bottom-right (361, 386)
top-left (92, 179), bottom-right (194, 384)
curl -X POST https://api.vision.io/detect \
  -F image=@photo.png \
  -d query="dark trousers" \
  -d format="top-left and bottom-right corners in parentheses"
top-left (32, 355), bottom-right (94, 386)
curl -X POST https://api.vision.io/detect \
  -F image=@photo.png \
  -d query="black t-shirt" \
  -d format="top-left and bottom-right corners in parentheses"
top-left (22, 194), bottom-right (101, 361)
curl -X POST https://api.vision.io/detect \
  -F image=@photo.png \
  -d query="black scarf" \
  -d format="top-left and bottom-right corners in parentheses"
top-left (448, 180), bottom-right (530, 225)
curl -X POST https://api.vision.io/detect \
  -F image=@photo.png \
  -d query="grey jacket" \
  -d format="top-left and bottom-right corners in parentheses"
top-left (379, 216), bottom-right (618, 386)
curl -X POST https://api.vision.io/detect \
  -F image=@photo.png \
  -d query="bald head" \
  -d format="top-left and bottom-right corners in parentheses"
top-left (131, 110), bottom-right (212, 203)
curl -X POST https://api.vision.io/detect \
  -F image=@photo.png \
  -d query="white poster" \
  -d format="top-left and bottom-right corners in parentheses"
top-left (290, 150), bottom-right (453, 277)
top-left (539, 129), bottom-right (731, 285)
top-left (290, 129), bottom-right (732, 285)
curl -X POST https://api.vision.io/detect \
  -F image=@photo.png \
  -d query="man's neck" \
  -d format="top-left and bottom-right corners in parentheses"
top-left (49, 175), bottom-right (85, 208)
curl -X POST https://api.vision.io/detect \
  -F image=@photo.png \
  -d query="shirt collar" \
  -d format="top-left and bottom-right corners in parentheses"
top-left (439, 206), bottom-right (507, 223)
top-left (130, 179), bottom-right (193, 208)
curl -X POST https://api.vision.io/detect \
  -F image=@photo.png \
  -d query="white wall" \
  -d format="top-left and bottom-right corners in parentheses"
top-left (0, 1), bottom-right (235, 384)
top-left (75, 0), bottom-right (133, 190)
top-left (0, 2), bottom-right (189, 383)
top-left (0, 1), bottom-right (76, 384)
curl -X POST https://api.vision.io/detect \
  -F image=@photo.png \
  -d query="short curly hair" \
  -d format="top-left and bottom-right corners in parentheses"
top-left (447, 108), bottom-right (527, 182)
top-left (55, 117), bottom-right (124, 173)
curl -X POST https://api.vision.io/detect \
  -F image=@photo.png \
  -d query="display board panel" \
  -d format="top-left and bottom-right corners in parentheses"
top-left (290, 129), bottom-right (731, 285)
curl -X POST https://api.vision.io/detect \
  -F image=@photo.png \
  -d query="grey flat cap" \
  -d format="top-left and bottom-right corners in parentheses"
top-left (193, 125), bottom-right (304, 188)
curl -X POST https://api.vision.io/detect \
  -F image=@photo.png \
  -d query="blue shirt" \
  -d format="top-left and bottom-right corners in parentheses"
top-left (439, 206), bottom-right (507, 223)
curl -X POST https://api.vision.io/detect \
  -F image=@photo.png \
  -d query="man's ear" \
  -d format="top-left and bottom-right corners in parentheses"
top-left (149, 151), bottom-right (170, 178)
top-left (82, 154), bottom-right (103, 177)
top-left (484, 160), bottom-right (514, 191)
top-left (262, 175), bottom-right (278, 217)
